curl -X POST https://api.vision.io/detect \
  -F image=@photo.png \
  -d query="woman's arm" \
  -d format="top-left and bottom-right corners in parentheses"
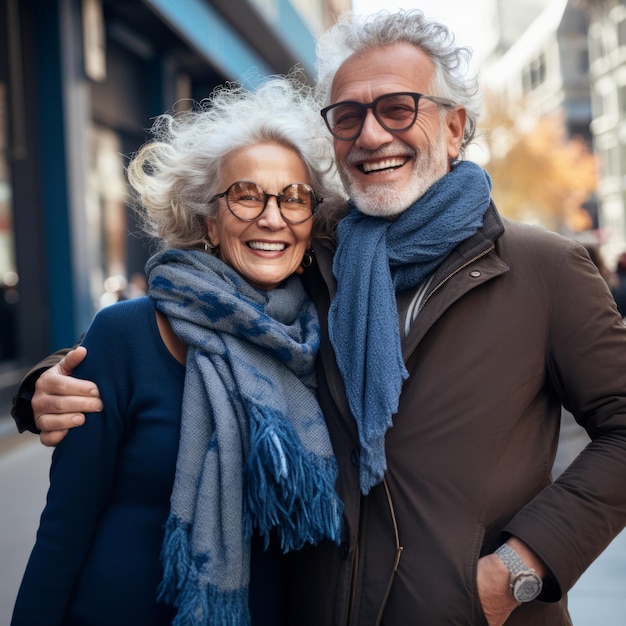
top-left (11, 314), bottom-right (125, 624)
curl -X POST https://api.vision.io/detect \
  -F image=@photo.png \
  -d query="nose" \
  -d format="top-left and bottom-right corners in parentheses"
top-left (355, 109), bottom-right (394, 150)
top-left (257, 196), bottom-right (287, 229)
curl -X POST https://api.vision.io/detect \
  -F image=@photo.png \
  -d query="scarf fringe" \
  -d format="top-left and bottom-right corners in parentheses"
top-left (159, 515), bottom-right (250, 626)
top-left (244, 405), bottom-right (343, 551)
top-left (158, 516), bottom-right (192, 605)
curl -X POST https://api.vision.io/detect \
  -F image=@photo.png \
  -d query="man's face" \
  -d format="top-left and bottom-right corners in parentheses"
top-left (329, 42), bottom-right (466, 217)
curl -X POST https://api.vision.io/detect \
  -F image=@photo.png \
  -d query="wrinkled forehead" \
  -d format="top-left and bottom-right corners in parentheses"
top-left (330, 43), bottom-right (436, 104)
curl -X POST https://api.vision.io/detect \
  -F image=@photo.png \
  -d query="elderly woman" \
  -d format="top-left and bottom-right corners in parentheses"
top-left (11, 77), bottom-right (343, 626)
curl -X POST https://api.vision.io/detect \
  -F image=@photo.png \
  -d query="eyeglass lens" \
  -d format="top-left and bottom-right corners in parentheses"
top-left (325, 93), bottom-right (419, 139)
top-left (226, 181), bottom-right (314, 223)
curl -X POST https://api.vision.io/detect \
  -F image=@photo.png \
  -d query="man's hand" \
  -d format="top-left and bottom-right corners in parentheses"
top-left (477, 538), bottom-right (547, 626)
top-left (33, 347), bottom-right (103, 447)
top-left (476, 552), bottom-right (519, 626)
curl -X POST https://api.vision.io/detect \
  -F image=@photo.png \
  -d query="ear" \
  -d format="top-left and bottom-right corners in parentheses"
top-left (205, 216), bottom-right (219, 247)
top-left (445, 106), bottom-right (466, 160)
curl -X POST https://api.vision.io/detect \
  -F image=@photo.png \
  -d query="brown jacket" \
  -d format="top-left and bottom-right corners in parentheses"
top-left (288, 205), bottom-right (626, 625)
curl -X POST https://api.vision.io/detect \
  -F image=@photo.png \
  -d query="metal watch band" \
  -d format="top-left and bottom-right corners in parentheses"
top-left (494, 543), bottom-right (543, 602)
top-left (494, 543), bottom-right (530, 576)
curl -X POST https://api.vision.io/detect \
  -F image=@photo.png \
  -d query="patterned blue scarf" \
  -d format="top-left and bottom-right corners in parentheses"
top-left (329, 161), bottom-right (492, 494)
top-left (147, 249), bottom-right (342, 626)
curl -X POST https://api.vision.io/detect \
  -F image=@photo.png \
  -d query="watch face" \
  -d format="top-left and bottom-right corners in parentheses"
top-left (513, 573), bottom-right (542, 602)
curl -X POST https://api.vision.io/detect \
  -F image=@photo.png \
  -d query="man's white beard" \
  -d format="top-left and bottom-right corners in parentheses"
top-left (339, 127), bottom-right (449, 218)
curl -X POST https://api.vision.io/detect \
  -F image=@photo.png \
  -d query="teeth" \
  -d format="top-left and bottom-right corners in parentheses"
top-left (248, 241), bottom-right (286, 251)
top-left (362, 158), bottom-right (406, 173)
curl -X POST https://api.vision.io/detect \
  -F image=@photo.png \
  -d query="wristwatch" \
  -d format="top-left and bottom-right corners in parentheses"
top-left (494, 543), bottom-right (543, 603)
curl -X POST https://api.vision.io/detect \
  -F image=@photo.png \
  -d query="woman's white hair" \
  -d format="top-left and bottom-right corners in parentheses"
top-left (127, 72), bottom-right (343, 250)
top-left (316, 9), bottom-right (481, 156)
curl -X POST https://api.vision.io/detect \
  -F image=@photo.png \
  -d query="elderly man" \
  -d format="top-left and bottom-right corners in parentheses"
top-left (13, 10), bottom-right (626, 626)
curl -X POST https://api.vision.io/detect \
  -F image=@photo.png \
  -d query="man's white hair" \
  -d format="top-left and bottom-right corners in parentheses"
top-left (316, 9), bottom-right (481, 156)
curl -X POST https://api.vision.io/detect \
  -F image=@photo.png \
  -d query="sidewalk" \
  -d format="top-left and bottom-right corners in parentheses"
top-left (0, 433), bottom-right (51, 624)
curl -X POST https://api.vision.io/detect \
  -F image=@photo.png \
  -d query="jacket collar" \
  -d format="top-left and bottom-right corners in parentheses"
top-left (307, 202), bottom-right (508, 432)
top-left (311, 202), bottom-right (505, 294)
top-left (430, 202), bottom-right (504, 286)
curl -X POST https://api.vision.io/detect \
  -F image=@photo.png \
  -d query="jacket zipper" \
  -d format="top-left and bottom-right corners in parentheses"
top-left (347, 536), bottom-right (360, 625)
top-left (374, 477), bottom-right (404, 625)
top-left (348, 478), bottom-right (404, 625)
top-left (419, 244), bottom-right (496, 313)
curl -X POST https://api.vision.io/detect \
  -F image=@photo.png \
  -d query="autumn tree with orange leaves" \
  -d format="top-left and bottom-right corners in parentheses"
top-left (477, 95), bottom-right (597, 233)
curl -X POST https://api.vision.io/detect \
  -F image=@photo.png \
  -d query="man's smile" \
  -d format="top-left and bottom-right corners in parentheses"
top-left (359, 157), bottom-right (410, 174)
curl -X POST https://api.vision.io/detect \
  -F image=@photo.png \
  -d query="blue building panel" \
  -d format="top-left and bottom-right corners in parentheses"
top-left (274, 0), bottom-right (317, 72)
top-left (144, 0), bottom-right (317, 81)
top-left (34, 0), bottom-right (77, 350)
top-left (144, 0), bottom-right (276, 84)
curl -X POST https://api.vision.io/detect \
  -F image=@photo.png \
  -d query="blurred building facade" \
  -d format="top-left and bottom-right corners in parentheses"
top-left (482, 0), bottom-right (592, 150)
top-left (0, 0), bottom-right (347, 407)
top-left (482, 0), bottom-right (626, 261)
top-left (479, 0), bottom-right (600, 229)
top-left (577, 0), bottom-right (626, 262)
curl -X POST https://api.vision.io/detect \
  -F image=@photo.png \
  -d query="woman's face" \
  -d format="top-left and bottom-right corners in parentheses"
top-left (207, 142), bottom-right (314, 290)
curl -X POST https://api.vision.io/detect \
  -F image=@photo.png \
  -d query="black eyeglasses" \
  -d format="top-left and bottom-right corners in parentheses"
top-left (210, 180), bottom-right (322, 224)
top-left (320, 91), bottom-right (455, 141)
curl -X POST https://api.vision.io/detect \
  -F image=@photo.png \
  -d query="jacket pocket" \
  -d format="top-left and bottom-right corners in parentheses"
top-left (468, 525), bottom-right (490, 626)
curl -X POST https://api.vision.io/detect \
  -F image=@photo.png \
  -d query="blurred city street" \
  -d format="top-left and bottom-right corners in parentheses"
top-left (0, 425), bottom-right (51, 625)
top-left (0, 412), bottom-right (625, 625)
top-left (2, 1), bottom-right (626, 623)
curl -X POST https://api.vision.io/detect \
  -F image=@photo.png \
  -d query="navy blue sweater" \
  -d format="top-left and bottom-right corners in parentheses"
top-left (12, 297), bottom-right (284, 625)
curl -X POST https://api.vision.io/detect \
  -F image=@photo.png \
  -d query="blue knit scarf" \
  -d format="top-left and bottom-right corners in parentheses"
top-left (147, 249), bottom-right (342, 626)
top-left (329, 161), bottom-right (492, 494)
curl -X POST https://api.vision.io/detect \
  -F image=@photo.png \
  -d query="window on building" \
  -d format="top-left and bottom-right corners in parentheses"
top-left (605, 144), bottom-right (621, 178)
top-left (618, 18), bottom-right (626, 48)
top-left (85, 125), bottom-right (139, 309)
top-left (579, 50), bottom-right (589, 74)
top-left (619, 85), bottom-right (626, 115)
top-left (589, 22), bottom-right (607, 59)
top-left (523, 53), bottom-right (547, 94)
top-left (522, 67), bottom-right (531, 93)
top-left (620, 141), bottom-right (626, 178)
top-left (592, 90), bottom-right (603, 118)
